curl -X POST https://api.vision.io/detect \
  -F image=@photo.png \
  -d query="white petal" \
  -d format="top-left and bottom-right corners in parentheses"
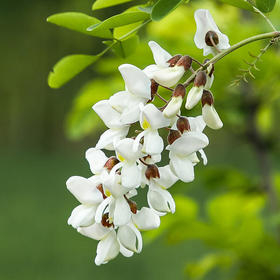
top-left (141, 103), bottom-right (170, 130)
top-left (155, 165), bottom-right (178, 189)
top-left (92, 100), bottom-right (122, 128)
top-left (95, 231), bottom-right (120, 266)
top-left (143, 64), bottom-right (161, 79)
top-left (121, 162), bottom-right (141, 188)
top-left (66, 176), bottom-right (103, 205)
top-left (202, 104), bottom-right (223, 130)
top-left (169, 152), bottom-right (195, 183)
top-left (168, 131), bottom-right (209, 156)
top-left (115, 138), bottom-right (142, 162)
top-left (163, 96), bottom-right (183, 118)
top-left (85, 148), bottom-right (107, 174)
top-left (113, 196), bottom-right (131, 226)
top-left (68, 205), bottom-right (96, 228)
top-left (95, 127), bottom-right (129, 151)
top-left (143, 130), bottom-right (164, 155)
top-left (118, 224), bottom-right (142, 253)
top-left (120, 103), bottom-right (143, 125)
top-left (78, 223), bottom-right (111, 240)
top-left (199, 149), bottom-right (208, 165)
top-left (148, 41), bottom-right (172, 67)
top-left (185, 86), bottom-right (203, 110)
top-left (188, 115), bottom-right (206, 132)
top-left (95, 196), bottom-right (113, 223)
top-left (120, 244), bottom-right (134, 257)
top-left (153, 66), bottom-right (185, 87)
top-left (118, 64), bottom-right (151, 99)
top-left (109, 91), bottom-right (130, 113)
top-left (132, 207), bottom-right (160, 230)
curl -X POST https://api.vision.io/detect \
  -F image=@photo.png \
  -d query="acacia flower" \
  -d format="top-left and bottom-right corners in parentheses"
top-left (194, 9), bottom-right (230, 56)
top-left (144, 41), bottom-right (192, 87)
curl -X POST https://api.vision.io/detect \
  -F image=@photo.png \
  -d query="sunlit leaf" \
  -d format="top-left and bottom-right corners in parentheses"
top-left (87, 12), bottom-right (150, 32)
top-left (151, 0), bottom-right (187, 21)
top-left (92, 0), bottom-right (134, 10)
top-left (48, 55), bottom-right (99, 89)
top-left (219, 0), bottom-right (254, 11)
top-left (47, 12), bottom-right (112, 38)
top-left (111, 35), bottom-right (139, 58)
top-left (256, 0), bottom-right (276, 13)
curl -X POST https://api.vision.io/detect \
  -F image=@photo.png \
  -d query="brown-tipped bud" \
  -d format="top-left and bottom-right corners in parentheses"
top-left (145, 164), bottom-right (160, 180)
top-left (125, 196), bottom-right (138, 214)
top-left (101, 213), bottom-right (113, 228)
top-left (173, 84), bottom-right (186, 98)
top-left (104, 157), bottom-right (119, 171)
top-left (201, 90), bottom-right (214, 107)
top-left (207, 64), bottom-right (215, 77)
top-left (97, 184), bottom-right (107, 199)
top-left (167, 54), bottom-right (182, 67)
top-left (205, 31), bottom-right (219, 47)
top-left (176, 55), bottom-right (192, 71)
top-left (194, 71), bottom-right (207, 87)
top-left (150, 79), bottom-right (159, 99)
top-left (167, 129), bottom-right (181, 145)
top-left (176, 117), bottom-right (190, 133)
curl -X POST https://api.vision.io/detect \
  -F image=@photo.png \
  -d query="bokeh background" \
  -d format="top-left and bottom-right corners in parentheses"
top-left (1, 0), bottom-right (280, 279)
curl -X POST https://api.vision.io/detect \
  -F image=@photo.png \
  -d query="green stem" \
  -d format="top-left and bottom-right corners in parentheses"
top-left (183, 31), bottom-right (280, 87)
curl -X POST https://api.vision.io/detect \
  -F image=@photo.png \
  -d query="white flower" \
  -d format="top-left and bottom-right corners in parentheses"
top-left (144, 41), bottom-right (190, 87)
top-left (194, 9), bottom-right (230, 56)
top-left (134, 103), bottom-right (169, 155)
top-left (167, 129), bottom-right (209, 182)
top-left (201, 90), bottom-right (223, 130)
top-left (109, 64), bottom-right (152, 125)
top-left (93, 100), bottom-right (129, 150)
top-left (114, 138), bottom-right (144, 188)
top-left (145, 165), bottom-right (178, 215)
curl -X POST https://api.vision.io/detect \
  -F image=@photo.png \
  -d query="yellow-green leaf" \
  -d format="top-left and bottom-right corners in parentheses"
top-left (256, 0), bottom-right (276, 13)
top-left (47, 12), bottom-right (113, 38)
top-left (48, 55), bottom-right (99, 89)
top-left (92, 0), bottom-right (135, 10)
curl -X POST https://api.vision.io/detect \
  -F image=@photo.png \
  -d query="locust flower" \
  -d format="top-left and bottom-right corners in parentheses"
top-left (144, 41), bottom-right (192, 87)
top-left (194, 9), bottom-right (230, 56)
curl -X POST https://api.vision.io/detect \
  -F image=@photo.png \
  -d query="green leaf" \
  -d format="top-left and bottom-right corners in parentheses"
top-left (47, 12), bottom-right (112, 39)
top-left (219, 0), bottom-right (254, 11)
top-left (48, 55), bottom-right (99, 89)
top-left (92, 0), bottom-right (134, 10)
top-left (151, 0), bottom-right (187, 21)
top-left (110, 35), bottom-right (139, 58)
top-left (256, 0), bottom-right (276, 12)
top-left (87, 12), bottom-right (150, 32)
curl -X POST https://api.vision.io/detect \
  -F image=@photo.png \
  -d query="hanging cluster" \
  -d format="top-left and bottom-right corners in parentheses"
top-left (66, 9), bottom-right (230, 265)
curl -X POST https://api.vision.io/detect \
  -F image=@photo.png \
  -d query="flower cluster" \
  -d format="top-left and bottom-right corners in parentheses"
top-left (66, 9), bottom-right (230, 265)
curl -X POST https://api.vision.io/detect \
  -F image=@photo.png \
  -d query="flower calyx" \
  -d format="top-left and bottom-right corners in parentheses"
top-left (145, 164), bottom-right (160, 180)
top-left (176, 117), bottom-right (191, 133)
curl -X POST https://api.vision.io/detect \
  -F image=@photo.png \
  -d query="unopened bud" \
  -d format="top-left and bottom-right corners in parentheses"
top-left (201, 90), bottom-right (214, 107)
top-left (206, 63), bottom-right (215, 77)
top-left (167, 54), bottom-right (182, 67)
top-left (125, 196), bottom-right (138, 214)
top-left (205, 31), bottom-right (219, 47)
top-left (173, 84), bottom-right (186, 98)
top-left (176, 55), bottom-right (192, 71)
top-left (167, 129), bottom-right (181, 145)
top-left (101, 213), bottom-right (113, 228)
top-left (176, 117), bottom-right (190, 133)
top-left (194, 71), bottom-right (207, 88)
top-left (97, 184), bottom-right (107, 199)
top-left (104, 157), bottom-right (120, 171)
top-left (145, 164), bottom-right (160, 180)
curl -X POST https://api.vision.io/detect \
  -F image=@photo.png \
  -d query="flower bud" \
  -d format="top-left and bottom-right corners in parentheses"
top-left (104, 157), bottom-right (120, 171)
top-left (125, 196), bottom-right (138, 214)
top-left (167, 54), bottom-right (182, 67)
top-left (101, 213), bottom-right (113, 228)
top-left (185, 71), bottom-right (206, 110)
top-left (163, 84), bottom-right (185, 118)
top-left (176, 55), bottom-right (192, 71)
top-left (176, 117), bottom-right (190, 133)
top-left (167, 129), bottom-right (181, 145)
top-left (201, 90), bottom-right (223, 130)
top-left (145, 164), bottom-right (160, 180)
top-left (205, 31), bottom-right (219, 46)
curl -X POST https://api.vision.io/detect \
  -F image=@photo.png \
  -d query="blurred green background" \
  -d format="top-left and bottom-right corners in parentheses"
top-left (1, 0), bottom-right (280, 279)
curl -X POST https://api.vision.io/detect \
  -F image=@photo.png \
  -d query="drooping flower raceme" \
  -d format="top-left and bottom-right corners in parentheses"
top-left (66, 9), bottom-right (226, 265)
